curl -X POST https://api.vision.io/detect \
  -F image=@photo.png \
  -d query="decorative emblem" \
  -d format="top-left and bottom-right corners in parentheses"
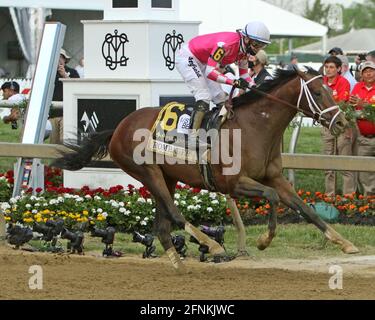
top-left (102, 30), bottom-right (129, 70)
top-left (80, 111), bottom-right (99, 133)
top-left (327, 4), bottom-right (343, 31)
top-left (162, 30), bottom-right (184, 71)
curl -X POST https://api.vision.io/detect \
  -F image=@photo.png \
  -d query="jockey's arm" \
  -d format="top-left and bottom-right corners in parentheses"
top-left (238, 58), bottom-right (255, 87)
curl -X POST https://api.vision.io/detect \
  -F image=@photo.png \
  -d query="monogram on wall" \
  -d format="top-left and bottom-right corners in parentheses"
top-left (102, 29), bottom-right (129, 70)
top-left (162, 30), bottom-right (184, 71)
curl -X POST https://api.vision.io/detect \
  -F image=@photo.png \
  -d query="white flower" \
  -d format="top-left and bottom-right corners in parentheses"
top-left (49, 199), bottom-right (57, 205)
top-left (30, 196), bottom-right (37, 201)
top-left (111, 201), bottom-right (119, 208)
top-left (124, 210), bottom-right (130, 216)
top-left (211, 200), bottom-right (219, 205)
top-left (75, 197), bottom-right (84, 202)
top-left (43, 203), bottom-right (48, 207)
top-left (9, 198), bottom-right (17, 204)
top-left (147, 198), bottom-right (153, 204)
top-left (102, 212), bottom-right (108, 218)
top-left (209, 192), bottom-right (217, 199)
top-left (91, 208), bottom-right (96, 213)
top-left (200, 190), bottom-right (209, 194)
top-left (0, 202), bottom-right (10, 210)
top-left (174, 193), bottom-right (181, 200)
top-left (187, 205), bottom-right (194, 211)
top-left (119, 207), bottom-right (126, 213)
top-left (137, 198), bottom-right (146, 203)
top-left (192, 196), bottom-right (198, 201)
top-left (119, 201), bottom-right (125, 207)
top-left (0, 176), bottom-right (6, 181)
top-left (97, 208), bottom-right (103, 213)
top-left (57, 197), bottom-right (64, 203)
top-left (94, 196), bottom-right (102, 201)
top-left (140, 220), bottom-right (147, 226)
top-left (174, 200), bottom-right (179, 206)
top-left (195, 204), bottom-right (201, 210)
top-left (135, 216), bottom-right (141, 221)
top-left (207, 207), bottom-right (213, 213)
top-left (180, 200), bottom-right (186, 206)
top-left (32, 209), bottom-right (38, 214)
top-left (25, 204), bottom-right (32, 209)
top-left (144, 217), bottom-right (149, 221)
top-left (152, 208), bottom-right (156, 213)
top-left (34, 203), bottom-right (40, 207)
top-left (85, 194), bottom-right (92, 199)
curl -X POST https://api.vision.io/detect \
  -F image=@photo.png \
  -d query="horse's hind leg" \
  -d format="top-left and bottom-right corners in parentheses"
top-left (231, 176), bottom-right (279, 251)
top-left (268, 175), bottom-right (359, 254)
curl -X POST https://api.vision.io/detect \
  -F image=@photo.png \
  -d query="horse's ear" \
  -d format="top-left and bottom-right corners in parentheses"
top-left (295, 66), bottom-right (308, 80)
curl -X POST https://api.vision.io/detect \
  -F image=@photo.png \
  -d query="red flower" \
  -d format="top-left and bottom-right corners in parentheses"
top-left (35, 187), bottom-right (43, 193)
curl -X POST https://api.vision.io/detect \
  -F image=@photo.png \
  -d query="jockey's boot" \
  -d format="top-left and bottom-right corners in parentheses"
top-left (187, 100), bottom-right (210, 150)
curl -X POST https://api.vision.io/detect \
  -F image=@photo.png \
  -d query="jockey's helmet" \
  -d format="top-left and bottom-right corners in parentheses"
top-left (240, 21), bottom-right (271, 55)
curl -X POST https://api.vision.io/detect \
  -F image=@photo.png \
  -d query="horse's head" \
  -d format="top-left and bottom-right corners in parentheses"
top-left (295, 68), bottom-right (348, 136)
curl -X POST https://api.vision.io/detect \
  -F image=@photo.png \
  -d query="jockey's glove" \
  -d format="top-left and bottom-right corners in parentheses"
top-left (233, 78), bottom-right (250, 90)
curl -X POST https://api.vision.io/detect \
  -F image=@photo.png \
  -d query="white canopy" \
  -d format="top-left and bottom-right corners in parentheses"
top-left (180, 0), bottom-right (328, 38)
top-left (294, 28), bottom-right (375, 55)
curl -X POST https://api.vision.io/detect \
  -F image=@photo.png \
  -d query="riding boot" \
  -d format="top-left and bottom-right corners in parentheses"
top-left (187, 100), bottom-right (209, 149)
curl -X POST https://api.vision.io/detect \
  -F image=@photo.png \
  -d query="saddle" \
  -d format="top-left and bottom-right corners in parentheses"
top-left (146, 102), bottom-right (229, 190)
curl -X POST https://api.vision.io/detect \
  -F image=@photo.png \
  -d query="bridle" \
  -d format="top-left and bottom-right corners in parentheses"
top-left (296, 75), bottom-right (341, 131)
top-left (229, 73), bottom-right (342, 130)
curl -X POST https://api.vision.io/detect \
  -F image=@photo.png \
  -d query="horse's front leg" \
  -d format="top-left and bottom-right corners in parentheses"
top-left (231, 176), bottom-right (280, 250)
top-left (267, 175), bottom-right (359, 254)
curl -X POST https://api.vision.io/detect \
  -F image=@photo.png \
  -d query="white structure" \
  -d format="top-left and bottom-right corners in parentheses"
top-left (63, 0), bottom-right (199, 188)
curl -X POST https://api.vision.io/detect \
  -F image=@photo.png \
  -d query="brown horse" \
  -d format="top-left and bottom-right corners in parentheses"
top-left (54, 68), bottom-right (359, 270)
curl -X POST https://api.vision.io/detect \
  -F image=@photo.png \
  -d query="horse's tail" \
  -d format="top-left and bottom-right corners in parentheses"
top-left (52, 130), bottom-right (114, 171)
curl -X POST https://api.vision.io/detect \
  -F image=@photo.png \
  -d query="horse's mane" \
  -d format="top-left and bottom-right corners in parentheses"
top-left (232, 67), bottom-right (320, 107)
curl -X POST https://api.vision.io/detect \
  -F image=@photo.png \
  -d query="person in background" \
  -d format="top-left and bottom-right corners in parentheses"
top-left (249, 50), bottom-right (273, 85)
top-left (350, 61), bottom-right (375, 195)
top-left (352, 53), bottom-right (367, 81)
top-left (75, 57), bottom-right (84, 78)
top-left (337, 55), bottom-right (357, 92)
top-left (321, 56), bottom-right (356, 196)
top-left (50, 48), bottom-right (80, 144)
top-left (319, 47), bottom-right (344, 75)
top-left (1, 81), bottom-right (25, 129)
top-left (367, 50), bottom-right (375, 63)
top-left (286, 54), bottom-right (298, 71)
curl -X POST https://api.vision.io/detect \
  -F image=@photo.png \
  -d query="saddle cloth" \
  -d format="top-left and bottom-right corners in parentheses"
top-left (146, 102), bottom-right (226, 163)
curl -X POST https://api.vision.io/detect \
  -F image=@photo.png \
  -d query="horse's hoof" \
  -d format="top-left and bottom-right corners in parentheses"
top-left (256, 234), bottom-right (271, 251)
top-left (342, 245), bottom-right (360, 254)
top-left (213, 254), bottom-right (235, 263)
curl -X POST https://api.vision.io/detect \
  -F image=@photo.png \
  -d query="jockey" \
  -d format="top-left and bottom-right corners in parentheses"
top-left (175, 21), bottom-right (271, 148)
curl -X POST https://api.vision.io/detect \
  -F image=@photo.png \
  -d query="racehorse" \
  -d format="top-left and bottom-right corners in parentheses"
top-left (53, 67), bottom-right (359, 270)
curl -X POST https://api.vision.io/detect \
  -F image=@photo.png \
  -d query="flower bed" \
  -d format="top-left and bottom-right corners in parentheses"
top-left (0, 167), bottom-right (374, 230)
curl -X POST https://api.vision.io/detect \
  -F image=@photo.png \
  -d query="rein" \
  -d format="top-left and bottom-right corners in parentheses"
top-left (228, 74), bottom-right (341, 130)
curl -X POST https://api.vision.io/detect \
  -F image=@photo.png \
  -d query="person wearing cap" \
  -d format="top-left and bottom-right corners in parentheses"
top-left (286, 54), bottom-right (298, 71)
top-left (328, 47), bottom-right (344, 56)
top-left (337, 55), bottom-right (357, 92)
top-left (249, 50), bottom-right (273, 85)
top-left (50, 48), bottom-right (80, 144)
top-left (0, 81), bottom-right (26, 127)
top-left (321, 56), bottom-right (356, 196)
top-left (366, 50), bottom-right (375, 63)
top-left (175, 21), bottom-right (271, 148)
top-left (350, 61), bottom-right (375, 195)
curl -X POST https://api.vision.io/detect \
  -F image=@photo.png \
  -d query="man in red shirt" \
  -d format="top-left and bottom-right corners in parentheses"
top-left (350, 61), bottom-right (375, 195)
top-left (321, 56), bottom-right (356, 196)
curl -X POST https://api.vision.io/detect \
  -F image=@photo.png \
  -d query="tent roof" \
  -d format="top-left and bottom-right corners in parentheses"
top-left (294, 28), bottom-right (375, 54)
top-left (1, 0), bottom-right (327, 38)
top-left (180, 0), bottom-right (328, 37)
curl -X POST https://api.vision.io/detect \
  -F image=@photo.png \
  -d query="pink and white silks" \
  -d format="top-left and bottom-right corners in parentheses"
top-left (175, 32), bottom-right (254, 105)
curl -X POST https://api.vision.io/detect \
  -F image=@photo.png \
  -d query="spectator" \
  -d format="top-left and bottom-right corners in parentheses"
top-left (366, 50), bottom-right (375, 63)
top-left (286, 54), bottom-right (298, 71)
top-left (352, 53), bottom-right (367, 81)
top-left (0, 66), bottom-right (8, 78)
top-left (337, 55), bottom-right (357, 92)
top-left (75, 57), bottom-right (84, 78)
top-left (319, 47), bottom-right (344, 75)
top-left (50, 48), bottom-right (80, 144)
top-left (321, 56), bottom-right (356, 196)
top-left (277, 60), bottom-right (286, 70)
top-left (350, 61), bottom-right (375, 195)
top-left (328, 47), bottom-right (344, 56)
top-left (249, 50), bottom-right (273, 85)
top-left (1, 81), bottom-right (25, 128)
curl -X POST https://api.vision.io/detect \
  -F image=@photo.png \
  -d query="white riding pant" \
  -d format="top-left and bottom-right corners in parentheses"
top-left (175, 44), bottom-right (227, 105)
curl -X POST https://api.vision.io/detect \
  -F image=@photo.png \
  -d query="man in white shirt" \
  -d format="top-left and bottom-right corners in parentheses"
top-left (337, 55), bottom-right (357, 92)
top-left (1, 81), bottom-right (26, 127)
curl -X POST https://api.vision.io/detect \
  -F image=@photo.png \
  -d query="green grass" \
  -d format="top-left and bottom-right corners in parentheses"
top-left (29, 224), bottom-right (375, 260)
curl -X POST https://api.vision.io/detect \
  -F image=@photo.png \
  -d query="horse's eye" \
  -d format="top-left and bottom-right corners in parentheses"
top-left (315, 92), bottom-right (321, 97)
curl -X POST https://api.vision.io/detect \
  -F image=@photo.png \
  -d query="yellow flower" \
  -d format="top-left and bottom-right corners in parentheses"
top-left (4, 217), bottom-right (11, 221)
top-left (36, 217), bottom-right (43, 223)
top-left (43, 209), bottom-right (50, 214)
top-left (82, 210), bottom-right (89, 216)
top-left (5, 209), bottom-right (11, 214)
top-left (23, 217), bottom-right (34, 223)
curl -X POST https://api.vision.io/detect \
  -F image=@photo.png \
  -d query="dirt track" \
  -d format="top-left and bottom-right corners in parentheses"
top-left (1, 245), bottom-right (375, 300)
